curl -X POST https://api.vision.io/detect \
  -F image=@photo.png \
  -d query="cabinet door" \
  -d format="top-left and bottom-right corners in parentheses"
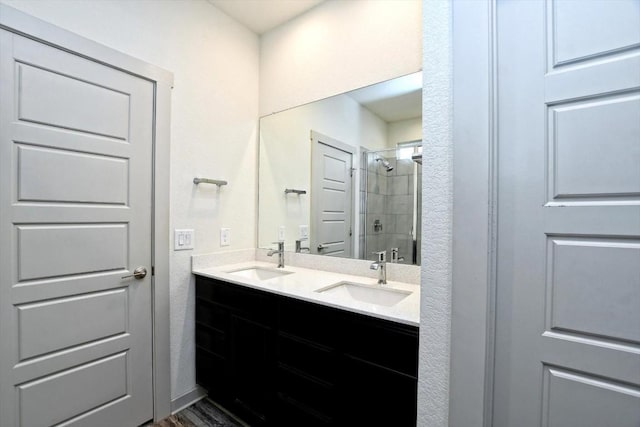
top-left (195, 297), bottom-right (231, 404)
top-left (340, 356), bottom-right (417, 427)
top-left (275, 339), bottom-right (337, 425)
top-left (196, 345), bottom-right (231, 404)
top-left (229, 314), bottom-right (274, 426)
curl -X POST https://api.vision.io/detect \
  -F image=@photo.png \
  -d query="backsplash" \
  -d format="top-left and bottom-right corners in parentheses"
top-left (192, 248), bottom-right (420, 285)
top-left (256, 248), bottom-right (420, 285)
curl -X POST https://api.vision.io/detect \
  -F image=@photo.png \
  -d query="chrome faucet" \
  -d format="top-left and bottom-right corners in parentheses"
top-left (268, 241), bottom-right (285, 268)
top-left (295, 238), bottom-right (310, 253)
top-left (370, 250), bottom-right (387, 285)
top-left (391, 247), bottom-right (405, 263)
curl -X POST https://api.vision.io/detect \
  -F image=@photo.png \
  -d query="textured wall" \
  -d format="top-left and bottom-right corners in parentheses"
top-left (259, 0), bottom-right (422, 116)
top-left (418, 0), bottom-right (453, 426)
top-left (0, 0), bottom-right (260, 400)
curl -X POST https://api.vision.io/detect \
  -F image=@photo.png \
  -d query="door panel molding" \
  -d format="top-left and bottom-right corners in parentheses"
top-left (18, 352), bottom-right (129, 427)
top-left (542, 366), bottom-right (640, 427)
top-left (0, 4), bottom-right (173, 422)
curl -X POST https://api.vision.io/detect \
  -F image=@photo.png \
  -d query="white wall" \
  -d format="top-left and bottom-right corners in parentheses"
top-left (0, 0), bottom-right (260, 401)
top-left (388, 117), bottom-right (423, 146)
top-left (419, 0), bottom-right (453, 426)
top-left (260, 0), bottom-right (422, 116)
top-left (258, 93), bottom-right (387, 250)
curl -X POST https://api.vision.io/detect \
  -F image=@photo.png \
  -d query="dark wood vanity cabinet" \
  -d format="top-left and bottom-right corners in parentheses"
top-left (195, 276), bottom-right (276, 425)
top-left (195, 275), bottom-right (419, 426)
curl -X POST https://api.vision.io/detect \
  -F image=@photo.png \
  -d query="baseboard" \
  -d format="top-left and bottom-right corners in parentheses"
top-left (170, 385), bottom-right (207, 414)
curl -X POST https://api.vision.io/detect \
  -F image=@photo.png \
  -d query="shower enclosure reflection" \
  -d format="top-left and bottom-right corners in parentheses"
top-left (361, 145), bottom-right (422, 264)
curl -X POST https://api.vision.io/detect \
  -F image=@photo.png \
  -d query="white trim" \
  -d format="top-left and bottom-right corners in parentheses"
top-left (170, 385), bottom-right (207, 415)
top-left (311, 129), bottom-right (357, 158)
top-left (449, 0), bottom-right (497, 425)
top-left (0, 4), bottom-right (173, 422)
top-left (152, 79), bottom-right (173, 421)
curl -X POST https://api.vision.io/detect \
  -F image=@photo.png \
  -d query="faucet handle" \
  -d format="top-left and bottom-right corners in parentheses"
top-left (371, 250), bottom-right (386, 262)
top-left (391, 247), bottom-right (399, 262)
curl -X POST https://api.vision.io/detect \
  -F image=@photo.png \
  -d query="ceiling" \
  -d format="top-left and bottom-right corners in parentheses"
top-left (208, 0), bottom-right (325, 34)
top-left (348, 72), bottom-right (423, 122)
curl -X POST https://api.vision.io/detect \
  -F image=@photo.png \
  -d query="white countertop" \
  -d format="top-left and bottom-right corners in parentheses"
top-left (192, 260), bottom-right (420, 327)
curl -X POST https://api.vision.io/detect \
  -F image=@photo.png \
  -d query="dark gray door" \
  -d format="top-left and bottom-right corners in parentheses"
top-left (0, 31), bottom-right (154, 426)
top-left (494, 0), bottom-right (640, 426)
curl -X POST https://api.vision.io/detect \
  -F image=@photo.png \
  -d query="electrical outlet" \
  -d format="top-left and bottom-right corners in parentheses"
top-left (174, 229), bottom-right (194, 250)
top-left (220, 228), bottom-right (231, 246)
top-left (299, 225), bottom-right (309, 240)
top-left (278, 226), bottom-right (286, 242)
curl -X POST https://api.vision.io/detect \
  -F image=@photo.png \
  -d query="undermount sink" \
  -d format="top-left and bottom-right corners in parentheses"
top-left (315, 281), bottom-right (411, 307)
top-left (228, 267), bottom-right (293, 281)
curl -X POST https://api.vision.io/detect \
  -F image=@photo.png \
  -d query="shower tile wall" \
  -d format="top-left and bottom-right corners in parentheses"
top-left (364, 156), bottom-right (415, 263)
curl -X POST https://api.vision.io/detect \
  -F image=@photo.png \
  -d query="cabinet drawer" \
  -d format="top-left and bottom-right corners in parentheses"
top-left (343, 316), bottom-right (418, 377)
top-left (197, 277), bottom-right (273, 324)
top-left (278, 297), bottom-right (340, 346)
top-left (277, 333), bottom-right (336, 383)
top-left (195, 299), bottom-right (228, 331)
top-left (276, 364), bottom-right (336, 418)
top-left (196, 325), bottom-right (226, 357)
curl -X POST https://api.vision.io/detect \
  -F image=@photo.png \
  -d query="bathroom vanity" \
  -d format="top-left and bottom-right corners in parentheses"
top-left (193, 261), bottom-right (419, 426)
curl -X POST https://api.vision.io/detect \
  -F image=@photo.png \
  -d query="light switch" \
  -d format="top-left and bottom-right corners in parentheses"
top-left (174, 229), bottom-right (195, 250)
top-left (299, 225), bottom-right (309, 239)
top-left (220, 228), bottom-right (231, 246)
top-left (278, 226), bottom-right (286, 242)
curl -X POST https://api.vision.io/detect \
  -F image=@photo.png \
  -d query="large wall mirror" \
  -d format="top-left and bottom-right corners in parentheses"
top-left (258, 71), bottom-right (422, 265)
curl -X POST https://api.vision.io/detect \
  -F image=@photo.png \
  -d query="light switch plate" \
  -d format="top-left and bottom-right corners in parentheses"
top-left (174, 229), bottom-right (194, 250)
top-left (220, 228), bottom-right (231, 246)
top-left (299, 225), bottom-right (309, 239)
top-left (278, 226), bottom-right (286, 242)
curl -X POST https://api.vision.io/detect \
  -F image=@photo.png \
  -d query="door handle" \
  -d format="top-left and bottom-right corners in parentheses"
top-left (317, 244), bottom-right (326, 251)
top-left (122, 266), bottom-right (147, 280)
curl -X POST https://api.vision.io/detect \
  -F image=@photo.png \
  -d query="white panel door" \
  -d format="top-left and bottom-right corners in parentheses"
top-left (311, 132), bottom-right (353, 257)
top-left (0, 31), bottom-right (154, 426)
top-left (494, 1), bottom-right (640, 426)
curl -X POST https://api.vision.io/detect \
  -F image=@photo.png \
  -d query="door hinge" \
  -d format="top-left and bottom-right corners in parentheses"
top-left (151, 266), bottom-right (155, 276)
top-left (349, 227), bottom-right (353, 236)
top-left (350, 167), bottom-right (356, 177)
